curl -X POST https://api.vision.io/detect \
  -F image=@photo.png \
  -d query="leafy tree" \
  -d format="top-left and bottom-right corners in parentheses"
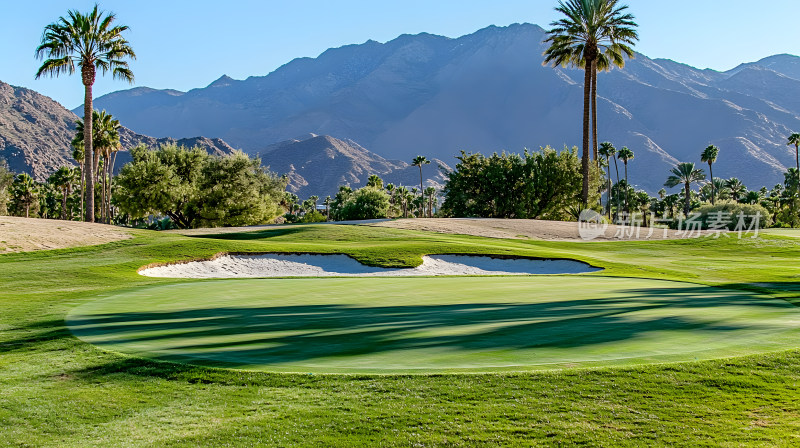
top-left (701, 145), bottom-right (720, 205)
top-left (194, 151), bottom-right (285, 228)
top-left (115, 144), bottom-right (205, 228)
top-left (336, 187), bottom-right (390, 220)
top-left (617, 146), bottom-right (634, 212)
top-left (664, 162), bottom-right (706, 216)
top-left (543, 0), bottom-right (638, 205)
top-left (36, 5), bottom-right (135, 222)
top-left (441, 147), bottom-right (596, 220)
top-left (115, 144), bottom-right (285, 229)
top-left (10, 173), bottom-right (39, 218)
top-left (788, 133), bottom-right (800, 197)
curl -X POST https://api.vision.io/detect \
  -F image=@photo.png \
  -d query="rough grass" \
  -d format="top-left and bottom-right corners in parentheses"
top-left (3, 224), bottom-right (800, 446)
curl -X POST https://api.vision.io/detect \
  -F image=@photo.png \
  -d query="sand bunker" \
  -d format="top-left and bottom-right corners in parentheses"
top-left (139, 254), bottom-right (601, 278)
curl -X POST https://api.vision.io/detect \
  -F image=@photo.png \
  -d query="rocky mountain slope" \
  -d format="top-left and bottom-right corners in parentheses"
top-left (0, 81), bottom-right (236, 180)
top-left (84, 24), bottom-right (800, 193)
top-left (261, 134), bottom-right (450, 198)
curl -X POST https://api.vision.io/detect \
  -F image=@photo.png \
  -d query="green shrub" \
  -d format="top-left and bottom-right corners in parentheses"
top-left (693, 201), bottom-right (772, 230)
top-left (299, 210), bottom-right (327, 223)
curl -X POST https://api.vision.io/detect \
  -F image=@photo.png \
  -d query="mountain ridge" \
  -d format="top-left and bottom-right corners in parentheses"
top-left (80, 23), bottom-right (800, 193)
top-left (0, 80), bottom-right (237, 180)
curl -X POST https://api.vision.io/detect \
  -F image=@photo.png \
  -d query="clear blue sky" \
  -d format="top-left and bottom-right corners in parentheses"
top-left (3, 0), bottom-right (798, 109)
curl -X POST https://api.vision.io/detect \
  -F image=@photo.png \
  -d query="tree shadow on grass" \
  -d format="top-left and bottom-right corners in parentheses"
top-left (188, 227), bottom-right (307, 241)
top-left (67, 286), bottom-right (792, 369)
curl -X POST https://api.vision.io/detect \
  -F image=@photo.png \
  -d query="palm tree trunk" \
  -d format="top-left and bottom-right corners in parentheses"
top-left (795, 144), bottom-right (799, 198)
top-left (82, 76), bottom-right (95, 223)
top-left (591, 61), bottom-right (598, 163)
top-left (606, 156), bottom-right (612, 218)
top-left (418, 166), bottom-right (424, 216)
top-left (684, 182), bottom-right (691, 217)
top-left (61, 188), bottom-right (68, 220)
top-left (624, 163), bottom-right (629, 213)
top-left (581, 64), bottom-right (591, 206)
top-left (612, 156), bottom-right (620, 221)
top-left (78, 162), bottom-right (84, 221)
top-left (708, 162), bottom-right (715, 205)
top-left (109, 151), bottom-right (117, 222)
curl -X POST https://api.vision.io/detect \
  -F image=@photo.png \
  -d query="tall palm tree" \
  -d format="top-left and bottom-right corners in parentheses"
top-left (36, 5), bottom-right (135, 222)
top-left (788, 133), bottom-right (800, 197)
top-left (411, 155), bottom-right (430, 209)
top-left (543, 0), bottom-right (638, 205)
top-left (664, 162), bottom-right (706, 217)
top-left (700, 145), bottom-right (720, 205)
top-left (617, 146), bottom-right (634, 212)
top-left (598, 141), bottom-right (615, 217)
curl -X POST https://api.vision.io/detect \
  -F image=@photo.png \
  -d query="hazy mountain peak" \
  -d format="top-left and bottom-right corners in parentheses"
top-left (208, 75), bottom-right (235, 88)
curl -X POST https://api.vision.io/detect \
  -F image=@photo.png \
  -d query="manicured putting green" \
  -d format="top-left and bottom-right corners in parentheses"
top-left (67, 277), bottom-right (800, 373)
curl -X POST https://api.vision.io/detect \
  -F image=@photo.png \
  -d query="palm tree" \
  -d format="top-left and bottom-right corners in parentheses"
top-left (617, 146), bottom-right (634, 212)
top-left (543, 0), bottom-right (638, 205)
top-left (598, 142), bottom-right (615, 217)
top-left (12, 173), bottom-right (38, 218)
top-left (788, 133), bottom-right (800, 197)
top-left (323, 196), bottom-right (331, 220)
top-left (700, 145), bottom-right (720, 205)
top-left (664, 162), bottom-right (706, 217)
top-left (366, 174), bottom-right (383, 189)
top-left (396, 186), bottom-right (409, 218)
top-left (725, 178), bottom-right (746, 202)
top-left (74, 110), bottom-right (120, 222)
top-left (36, 5), bottom-right (135, 222)
top-left (412, 155), bottom-right (430, 210)
top-left (658, 188), bottom-right (666, 200)
top-left (424, 186), bottom-right (437, 218)
top-left (48, 166), bottom-right (75, 220)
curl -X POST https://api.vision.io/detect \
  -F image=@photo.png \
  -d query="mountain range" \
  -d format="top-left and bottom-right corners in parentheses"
top-left (261, 134), bottom-right (450, 198)
top-left (79, 23), bottom-right (800, 193)
top-left (0, 80), bottom-right (236, 179)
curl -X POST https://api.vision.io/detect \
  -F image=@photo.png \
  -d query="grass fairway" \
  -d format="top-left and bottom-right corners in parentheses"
top-left (5, 224), bottom-right (800, 445)
top-left (69, 276), bottom-right (800, 373)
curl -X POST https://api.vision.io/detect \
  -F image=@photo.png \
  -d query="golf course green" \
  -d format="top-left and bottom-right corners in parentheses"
top-left (67, 275), bottom-right (800, 373)
top-left (7, 224), bottom-right (800, 444)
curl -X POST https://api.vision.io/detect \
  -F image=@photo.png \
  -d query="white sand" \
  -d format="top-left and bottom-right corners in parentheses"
top-left (139, 254), bottom-right (601, 278)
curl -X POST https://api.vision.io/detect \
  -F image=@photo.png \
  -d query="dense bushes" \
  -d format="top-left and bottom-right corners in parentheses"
top-left (330, 186), bottom-right (390, 220)
top-left (115, 144), bottom-right (286, 228)
top-left (440, 147), bottom-right (600, 220)
top-left (692, 201), bottom-right (772, 230)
